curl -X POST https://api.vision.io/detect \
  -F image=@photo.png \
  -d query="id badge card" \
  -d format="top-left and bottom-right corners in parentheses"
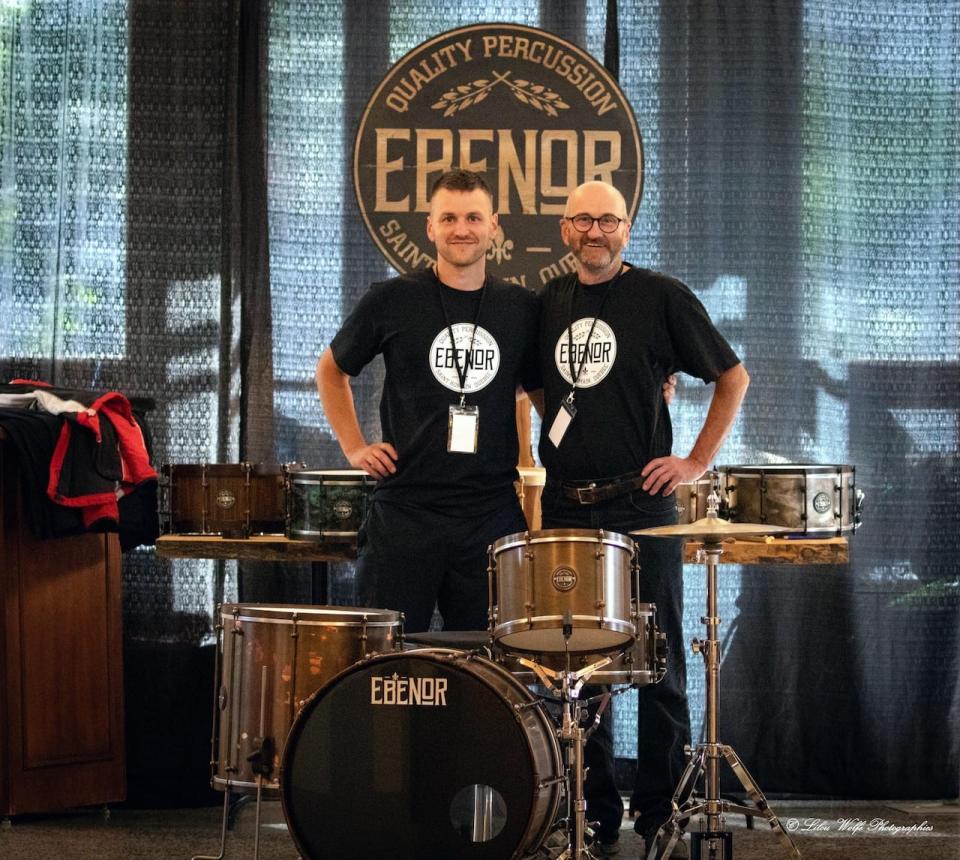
top-left (548, 398), bottom-right (577, 448)
top-left (448, 404), bottom-right (479, 453)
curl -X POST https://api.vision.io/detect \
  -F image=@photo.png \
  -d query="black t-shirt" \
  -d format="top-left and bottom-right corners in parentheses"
top-left (331, 269), bottom-right (540, 513)
top-left (537, 265), bottom-right (740, 482)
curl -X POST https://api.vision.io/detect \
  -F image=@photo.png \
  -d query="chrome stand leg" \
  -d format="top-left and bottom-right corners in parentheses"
top-left (648, 541), bottom-right (801, 860)
top-left (191, 787), bottom-right (231, 860)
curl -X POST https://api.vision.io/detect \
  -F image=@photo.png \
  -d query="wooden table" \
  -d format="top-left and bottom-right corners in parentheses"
top-left (156, 535), bottom-right (357, 602)
top-left (681, 536), bottom-right (848, 565)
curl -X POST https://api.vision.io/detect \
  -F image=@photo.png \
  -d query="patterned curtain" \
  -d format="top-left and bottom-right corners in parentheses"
top-left (0, 0), bottom-right (956, 799)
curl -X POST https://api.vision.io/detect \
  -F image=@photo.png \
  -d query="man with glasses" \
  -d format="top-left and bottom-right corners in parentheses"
top-left (537, 181), bottom-right (750, 858)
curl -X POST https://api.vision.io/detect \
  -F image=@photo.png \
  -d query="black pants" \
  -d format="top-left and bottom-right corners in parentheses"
top-left (356, 496), bottom-right (528, 633)
top-left (541, 481), bottom-right (690, 841)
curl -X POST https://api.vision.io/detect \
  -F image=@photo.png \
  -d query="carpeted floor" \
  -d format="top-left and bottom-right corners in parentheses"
top-left (1, 798), bottom-right (956, 859)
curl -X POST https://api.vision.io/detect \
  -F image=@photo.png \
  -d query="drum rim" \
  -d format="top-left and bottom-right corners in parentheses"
top-left (219, 604), bottom-right (401, 624)
top-left (290, 469), bottom-right (372, 481)
top-left (718, 463), bottom-right (855, 474)
top-left (279, 647), bottom-right (561, 859)
top-left (492, 527), bottom-right (635, 552)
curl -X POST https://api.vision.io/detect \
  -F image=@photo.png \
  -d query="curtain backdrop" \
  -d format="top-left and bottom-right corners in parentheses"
top-left (0, 0), bottom-right (956, 799)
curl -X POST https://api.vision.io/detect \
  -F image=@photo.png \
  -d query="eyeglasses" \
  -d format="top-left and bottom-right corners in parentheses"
top-left (564, 213), bottom-right (626, 234)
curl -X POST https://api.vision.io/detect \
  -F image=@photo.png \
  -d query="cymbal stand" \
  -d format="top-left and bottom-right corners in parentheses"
top-left (647, 534), bottom-right (800, 860)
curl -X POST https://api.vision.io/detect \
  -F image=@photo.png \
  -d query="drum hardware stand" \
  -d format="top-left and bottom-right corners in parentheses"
top-left (636, 498), bottom-right (801, 860)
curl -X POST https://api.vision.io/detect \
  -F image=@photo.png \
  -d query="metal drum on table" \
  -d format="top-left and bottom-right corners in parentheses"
top-left (160, 462), bottom-right (286, 537)
top-left (489, 528), bottom-right (636, 655)
top-left (212, 604), bottom-right (401, 795)
top-left (515, 466), bottom-right (546, 530)
top-left (280, 648), bottom-right (562, 860)
top-left (285, 469), bottom-right (374, 541)
top-left (718, 463), bottom-right (862, 536)
top-left (674, 475), bottom-right (719, 524)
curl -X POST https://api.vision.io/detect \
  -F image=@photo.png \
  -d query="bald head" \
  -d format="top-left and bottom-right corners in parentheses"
top-left (563, 181), bottom-right (629, 220)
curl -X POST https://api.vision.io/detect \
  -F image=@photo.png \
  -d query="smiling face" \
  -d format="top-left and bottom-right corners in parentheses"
top-left (560, 182), bottom-right (631, 283)
top-left (426, 187), bottom-right (498, 273)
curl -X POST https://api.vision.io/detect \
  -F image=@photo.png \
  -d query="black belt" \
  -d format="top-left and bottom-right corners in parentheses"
top-left (560, 470), bottom-right (648, 504)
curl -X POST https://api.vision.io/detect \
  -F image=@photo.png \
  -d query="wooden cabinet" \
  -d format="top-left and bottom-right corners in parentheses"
top-left (0, 433), bottom-right (125, 815)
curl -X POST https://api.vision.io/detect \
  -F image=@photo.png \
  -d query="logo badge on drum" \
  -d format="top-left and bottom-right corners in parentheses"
top-left (554, 318), bottom-right (617, 388)
top-left (812, 492), bottom-right (832, 515)
top-left (371, 673), bottom-right (448, 706)
top-left (333, 499), bottom-right (354, 521)
top-left (216, 489), bottom-right (236, 509)
top-left (429, 324), bottom-right (500, 393)
top-left (551, 566), bottom-right (578, 592)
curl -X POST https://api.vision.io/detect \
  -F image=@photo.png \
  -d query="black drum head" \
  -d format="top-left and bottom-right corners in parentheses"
top-left (281, 651), bottom-right (548, 859)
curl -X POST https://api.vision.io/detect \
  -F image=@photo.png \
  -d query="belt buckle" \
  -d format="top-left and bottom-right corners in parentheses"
top-left (576, 483), bottom-right (598, 504)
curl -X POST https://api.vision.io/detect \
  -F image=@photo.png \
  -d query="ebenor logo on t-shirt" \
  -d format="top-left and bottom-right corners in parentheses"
top-left (429, 324), bottom-right (501, 393)
top-left (554, 317), bottom-right (617, 388)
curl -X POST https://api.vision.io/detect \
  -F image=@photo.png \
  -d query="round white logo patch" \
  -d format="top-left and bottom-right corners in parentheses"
top-left (554, 318), bottom-right (617, 388)
top-left (429, 324), bottom-right (501, 393)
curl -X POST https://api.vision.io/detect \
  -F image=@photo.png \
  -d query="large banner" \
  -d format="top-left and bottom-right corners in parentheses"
top-left (354, 23), bottom-right (643, 288)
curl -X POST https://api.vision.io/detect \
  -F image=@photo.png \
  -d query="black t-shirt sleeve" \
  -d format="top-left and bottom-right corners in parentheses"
top-left (663, 280), bottom-right (741, 383)
top-left (329, 283), bottom-right (385, 376)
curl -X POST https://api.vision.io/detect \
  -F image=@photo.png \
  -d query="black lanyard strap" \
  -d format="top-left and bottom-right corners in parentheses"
top-left (565, 267), bottom-right (623, 401)
top-left (436, 272), bottom-right (487, 405)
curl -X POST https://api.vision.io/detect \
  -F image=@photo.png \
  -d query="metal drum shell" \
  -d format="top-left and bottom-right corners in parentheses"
top-left (212, 604), bottom-right (401, 795)
top-left (490, 528), bottom-right (636, 655)
top-left (719, 463), bottom-right (859, 536)
top-left (674, 476), bottom-right (717, 524)
top-left (279, 648), bottom-right (562, 860)
top-left (285, 469), bottom-right (374, 541)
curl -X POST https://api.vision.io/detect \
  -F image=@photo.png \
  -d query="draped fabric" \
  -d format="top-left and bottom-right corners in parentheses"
top-left (0, 0), bottom-right (956, 799)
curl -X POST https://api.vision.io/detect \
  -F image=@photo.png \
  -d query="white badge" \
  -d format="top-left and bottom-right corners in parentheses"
top-left (448, 404), bottom-right (479, 454)
top-left (548, 398), bottom-right (577, 448)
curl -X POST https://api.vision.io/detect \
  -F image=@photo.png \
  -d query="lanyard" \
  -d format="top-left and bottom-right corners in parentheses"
top-left (436, 271), bottom-right (487, 407)
top-left (564, 267), bottom-right (623, 403)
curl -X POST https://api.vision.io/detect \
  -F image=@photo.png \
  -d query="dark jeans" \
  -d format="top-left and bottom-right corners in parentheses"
top-left (356, 496), bottom-right (528, 634)
top-left (541, 480), bottom-right (690, 840)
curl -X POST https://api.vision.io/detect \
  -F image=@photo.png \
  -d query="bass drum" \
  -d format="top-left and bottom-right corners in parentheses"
top-left (280, 649), bottom-right (562, 860)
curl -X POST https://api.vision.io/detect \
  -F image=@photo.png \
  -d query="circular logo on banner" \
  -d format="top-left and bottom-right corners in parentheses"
top-left (354, 24), bottom-right (643, 289)
top-left (429, 324), bottom-right (501, 393)
top-left (554, 317), bottom-right (617, 388)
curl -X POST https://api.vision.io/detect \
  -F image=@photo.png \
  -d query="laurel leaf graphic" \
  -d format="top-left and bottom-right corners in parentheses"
top-left (529, 96), bottom-right (544, 111)
top-left (475, 79), bottom-right (489, 86)
top-left (443, 91), bottom-right (458, 100)
top-left (513, 90), bottom-right (529, 104)
top-left (443, 104), bottom-right (457, 117)
top-left (474, 90), bottom-right (489, 104)
top-left (432, 100), bottom-right (448, 109)
top-left (544, 103), bottom-right (558, 117)
top-left (514, 79), bottom-right (529, 87)
top-left (544, 92), bottom-right (559, 101)
top-left (531, 85), bottom-right (544, 94)
top-left (460, 95), bottom-right (474, 109)
top-left (555, 98), bottom-right (570, 109)
top-left (457, 85), bottom-right (472, 94)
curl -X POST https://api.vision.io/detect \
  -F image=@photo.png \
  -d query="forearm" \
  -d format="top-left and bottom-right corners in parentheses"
top-left (316, 348), bottom-right (367, 459)
top-left (687, 363), bottom-right (750, 469)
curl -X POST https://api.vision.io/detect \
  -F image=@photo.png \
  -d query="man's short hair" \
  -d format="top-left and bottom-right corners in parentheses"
top-left (429, 168), bottom-right (494, 202)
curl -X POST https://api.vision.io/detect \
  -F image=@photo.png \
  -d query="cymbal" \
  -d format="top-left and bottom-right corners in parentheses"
top-left (631, 516), bottom-right (794, 540)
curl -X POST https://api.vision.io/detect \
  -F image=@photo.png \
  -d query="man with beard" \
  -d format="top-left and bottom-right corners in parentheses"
top-left (537, 180), bottom-right (749, 858)
top-left (316, 168), bottom-right (538, 634)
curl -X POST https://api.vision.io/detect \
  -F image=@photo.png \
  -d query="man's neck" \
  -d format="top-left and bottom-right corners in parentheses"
top-left (435, 260), bottom-right (486, 291)
top-left (576, 259), bottom-right (626, 286)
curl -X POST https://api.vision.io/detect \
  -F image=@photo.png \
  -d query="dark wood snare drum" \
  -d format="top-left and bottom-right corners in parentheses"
top-left (160, 463), bottom-right (286, 537)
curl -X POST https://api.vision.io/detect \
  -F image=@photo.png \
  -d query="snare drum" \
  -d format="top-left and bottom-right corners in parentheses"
top-left (719, 463), bottom-right (861, 536)
top-left (285, 469), bottom-right (374, 541)
top-left (160, 462), bottom-right (285, 537)
top-left (280, 649), bottom-right (561, 860)
top-left (503, 603), bottom-right (666, 687)
top-left (490, 528), bottom-right (636, 655)
top-left (212, 604), bottom-right (401, 794)
top-left (515, 466), bottom-right (546, 530)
